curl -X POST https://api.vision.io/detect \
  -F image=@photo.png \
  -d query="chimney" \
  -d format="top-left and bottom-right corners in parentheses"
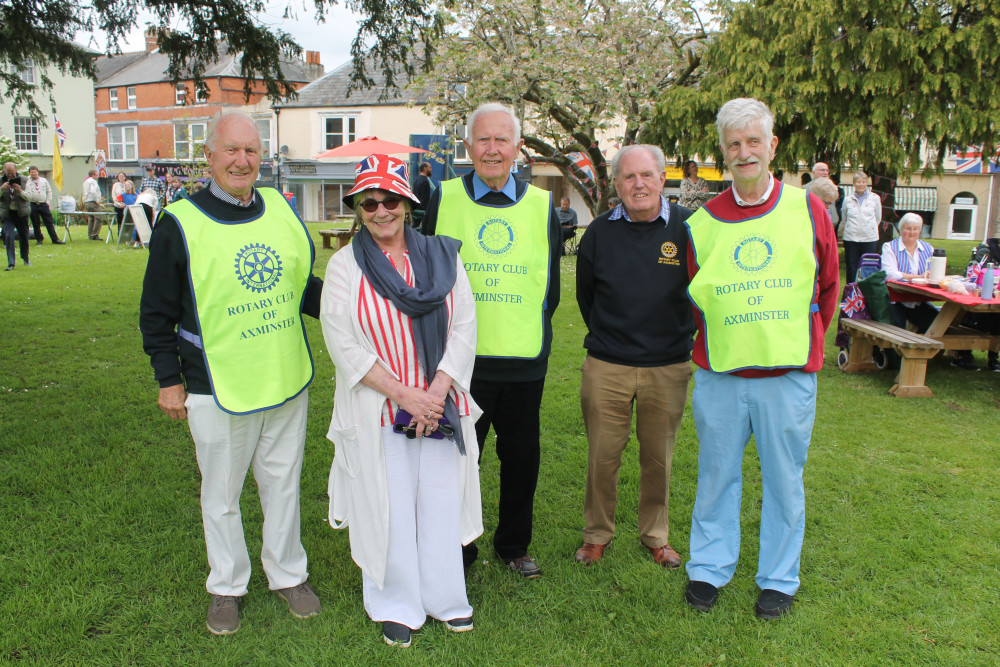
top-left (145, 27), bottom-right (159, 53)
top-left (304, 51), bottom-right (324, 80)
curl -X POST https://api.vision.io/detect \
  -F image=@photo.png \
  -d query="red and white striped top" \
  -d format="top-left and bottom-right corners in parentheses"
top-left (358, 251), bottom-right (472, 426)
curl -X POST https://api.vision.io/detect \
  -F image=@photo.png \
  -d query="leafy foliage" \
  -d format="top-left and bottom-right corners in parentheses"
top-left (0, 135), bottom-right (30, 171)
top-left (0, 0), bottom-right (442, 119)
top-left (646, 0), bottom-right (1000, 180)
top-left (419, 0), bottom-right (708, 215)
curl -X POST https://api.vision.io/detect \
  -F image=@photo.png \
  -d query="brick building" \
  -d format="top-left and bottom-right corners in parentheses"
top-left (94, 30), bottom-right (323, 184)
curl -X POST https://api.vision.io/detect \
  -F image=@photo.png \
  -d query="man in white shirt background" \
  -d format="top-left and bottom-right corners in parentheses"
top-left (82, 170), bottom-right (103, 240)
top-left (25, 166), bottom-right (65, 245)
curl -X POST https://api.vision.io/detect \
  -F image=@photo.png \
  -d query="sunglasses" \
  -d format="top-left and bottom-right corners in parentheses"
top-left (360, 197), bottom-right (402, 213)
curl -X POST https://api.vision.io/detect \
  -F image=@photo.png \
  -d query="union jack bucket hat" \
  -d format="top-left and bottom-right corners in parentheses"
top-left (342, 154), bottom-right (421, 208)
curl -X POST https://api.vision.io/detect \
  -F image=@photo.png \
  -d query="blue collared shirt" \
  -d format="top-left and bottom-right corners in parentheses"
top-left (472, 171), bottom-right (518, 203)
top-left (209, 179), bottom-right (256, 208)
top-left (608, 195), bottom-right (671, 227)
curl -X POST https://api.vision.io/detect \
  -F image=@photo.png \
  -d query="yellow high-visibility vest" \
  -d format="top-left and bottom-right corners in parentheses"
top-left (171, 188), bottom-right (314, 413)
top-left (435, 178), bottom-right (552, 359)
top-left (686, 187), bottom-right (818, 372)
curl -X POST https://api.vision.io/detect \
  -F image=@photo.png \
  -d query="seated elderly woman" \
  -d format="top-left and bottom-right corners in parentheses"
top-left (881, 212), bottom-right (939, 332)
top-left (320, 154), bottom-right (482, 649)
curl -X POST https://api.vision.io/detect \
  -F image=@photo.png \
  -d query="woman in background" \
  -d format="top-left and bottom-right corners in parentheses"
top-left (678, 160), bottom-right (712, 210)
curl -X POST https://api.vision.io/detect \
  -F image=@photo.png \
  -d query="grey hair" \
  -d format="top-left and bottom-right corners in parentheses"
top-left (807, 177), bottom-right (839, 203)
top-left (610, 144), bottom-right (665, 180)
top-left (716, 98), bottom-right (774, 147)
top-left (205, 110), bottom-right (261, 152)
top-left (853, 171), bottom-right (869, 183)
top-left (898, 212), bottom-right (924, 229)
top-left (466, 103), bottom-right (521, 144)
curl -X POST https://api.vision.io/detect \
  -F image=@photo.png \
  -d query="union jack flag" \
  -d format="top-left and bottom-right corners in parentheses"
top-left (840, 284), bottom-right (867, 318)
top-left (54, 114), bottom-right (67, 147)
top-left (956, 145), bottom-right (1000, 174)
top-left (566, 151), bottom-right (595, 185)
top-left (348, 154), bottom-right (415, 200)
top-left (967, 261), bottom-right (983, 283)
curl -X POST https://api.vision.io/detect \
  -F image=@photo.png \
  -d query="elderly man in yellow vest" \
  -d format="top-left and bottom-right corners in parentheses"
top-left (682, 98), bottom-right (840, 620)
top-left (422, 102), bottom-right (561, 579)
top-left (140, 110), bottom-right (323, 635)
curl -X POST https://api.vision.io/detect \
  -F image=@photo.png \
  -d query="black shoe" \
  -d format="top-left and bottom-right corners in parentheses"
top-left (36, 241), bottom-right (43, 245)
top-left (444, 616), bottom-right (474, 633)
top-left (503, 555), bottom-right (542, 579)
top-left (382, 621), bottom-right (412, 647)
top-left (54, 240), bottom-right (65, 245)
top-left (5, 265), bottom-right (12, 271)
top-left (23, 260), bottom-right (31, 267)
top-left (755, 589), bottom-right (794, 620)
top-left (950, 356), bottom-right (980, 371)
top-left (685, 580), bottom-right (719, 612)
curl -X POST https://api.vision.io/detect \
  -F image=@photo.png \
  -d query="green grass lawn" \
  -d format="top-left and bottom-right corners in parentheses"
top-left (1, 225), bottom-right (998, 665)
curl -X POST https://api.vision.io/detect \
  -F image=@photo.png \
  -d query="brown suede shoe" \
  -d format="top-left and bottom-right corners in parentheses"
top-left (646, 543), bottom-right (681, 569)
top-left (574, 542), bottom-right (608, 565)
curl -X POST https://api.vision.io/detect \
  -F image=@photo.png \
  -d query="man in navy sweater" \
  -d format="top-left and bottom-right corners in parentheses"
top-left (574, 144), bottom-right (695, 568)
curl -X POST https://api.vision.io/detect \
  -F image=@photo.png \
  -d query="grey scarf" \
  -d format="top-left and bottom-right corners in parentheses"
top-left (352, 223), bottom-right (467, 454)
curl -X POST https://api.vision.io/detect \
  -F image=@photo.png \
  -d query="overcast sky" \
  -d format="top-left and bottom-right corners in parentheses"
top-left (78, 2), bottom-right (362, 73)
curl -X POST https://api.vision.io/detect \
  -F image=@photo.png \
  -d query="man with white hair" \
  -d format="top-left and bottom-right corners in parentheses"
top-left (140, 110), bottom-right (323, 635)
top-left (808, 162), bottom-right (839, 229)
top-left (573, 144), bottom-right (694, 568)
top-left (682, 98), bottom-right (839, 619)
top-left (422, 102), bottom-right (561, 579)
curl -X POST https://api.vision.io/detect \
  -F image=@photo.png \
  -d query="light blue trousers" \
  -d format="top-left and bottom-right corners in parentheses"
top-left (686, 370), bottom-right (816, 596)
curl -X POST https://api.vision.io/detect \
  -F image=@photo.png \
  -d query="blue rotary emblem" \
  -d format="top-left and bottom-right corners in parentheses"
top-left (477, 218), bottom-right (515, 255)
top-left (731, 235), bottom-right (773, 272)
top-left (235, 243), bottom-right (283, 293)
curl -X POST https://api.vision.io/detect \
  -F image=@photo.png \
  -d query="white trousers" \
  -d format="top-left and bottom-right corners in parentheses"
top-left (362, 426), bottom-right (472, 629)
top-left (186, 391), bottom-right (309, 596)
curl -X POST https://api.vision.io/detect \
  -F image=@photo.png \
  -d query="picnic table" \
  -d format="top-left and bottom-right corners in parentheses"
top-left (839, 279), bottom-right (1000, 397)
top-left (60, 210), bottom-right (117, 243)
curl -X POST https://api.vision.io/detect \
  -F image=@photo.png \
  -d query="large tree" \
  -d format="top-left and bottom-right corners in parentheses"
top-left (420, 0), bottom-right (708, 215)
top-left (0, 0), bottom-right (443, 119)
top-left (645, 0), bottom-right (1000, 223)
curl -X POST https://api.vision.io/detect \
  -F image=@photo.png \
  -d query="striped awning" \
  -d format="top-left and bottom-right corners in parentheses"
top-left (893, 187), bottom-right (938, 212)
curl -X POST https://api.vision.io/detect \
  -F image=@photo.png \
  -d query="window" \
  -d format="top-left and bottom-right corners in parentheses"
top-left (108, 125), bottom-right (137, 161)
top-left (109, 88), bottom-right (119, 110)
top-left (9, 60), bottom-right (35, 85)
top-left (324, 116), bottom-right (356, 149)
top-left (13, 117), bottom-right (38, 151)
top-left (195, 86), bottom-right (208, 104)
top-left (175, 84), bottom-right (185, 105)
top-left (255, 119), bottom-right (272, 157)
top-left (127, 86), bottom-right (137, 109)
top-left (174, 122), bottom-right (206, 160)
top-left (452, 124), bottom-right (469, 162)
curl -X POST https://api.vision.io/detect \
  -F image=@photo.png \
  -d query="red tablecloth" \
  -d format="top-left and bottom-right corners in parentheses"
top-left (886, 280), bottom-right (1000, 306)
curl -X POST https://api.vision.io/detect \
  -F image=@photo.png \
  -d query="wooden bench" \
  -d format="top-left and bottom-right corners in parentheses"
top-left (839, 318), bottom-right (943, 397)
top-left (319, 229), bottom-right (355, 251)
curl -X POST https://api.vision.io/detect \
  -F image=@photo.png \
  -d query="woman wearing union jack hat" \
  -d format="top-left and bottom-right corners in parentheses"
top-left (320, 154), bottom-right (483, 648)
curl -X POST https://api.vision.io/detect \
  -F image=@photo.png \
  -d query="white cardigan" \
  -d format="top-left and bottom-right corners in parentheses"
top-left (320, 244), bottom-right (483, 589)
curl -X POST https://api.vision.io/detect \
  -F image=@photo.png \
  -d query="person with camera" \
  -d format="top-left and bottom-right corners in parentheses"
top-left (321, 154), bottom-right (482, 648)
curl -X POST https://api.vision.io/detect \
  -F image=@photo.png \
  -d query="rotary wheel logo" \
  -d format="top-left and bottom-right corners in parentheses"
top-left (234, 243), bottom-right (282, 293)
top-left (477, 218), bottom-right (515, 255)
top-left (660, 241), bottom-right (678, 259)
top-left (731, 235), bottom-right (773, 272)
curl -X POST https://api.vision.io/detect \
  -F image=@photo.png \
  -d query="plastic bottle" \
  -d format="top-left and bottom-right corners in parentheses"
top-left (982, 262), bottom-right (996, 300)
top-left (928, 248), bottom-right (947, 282)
